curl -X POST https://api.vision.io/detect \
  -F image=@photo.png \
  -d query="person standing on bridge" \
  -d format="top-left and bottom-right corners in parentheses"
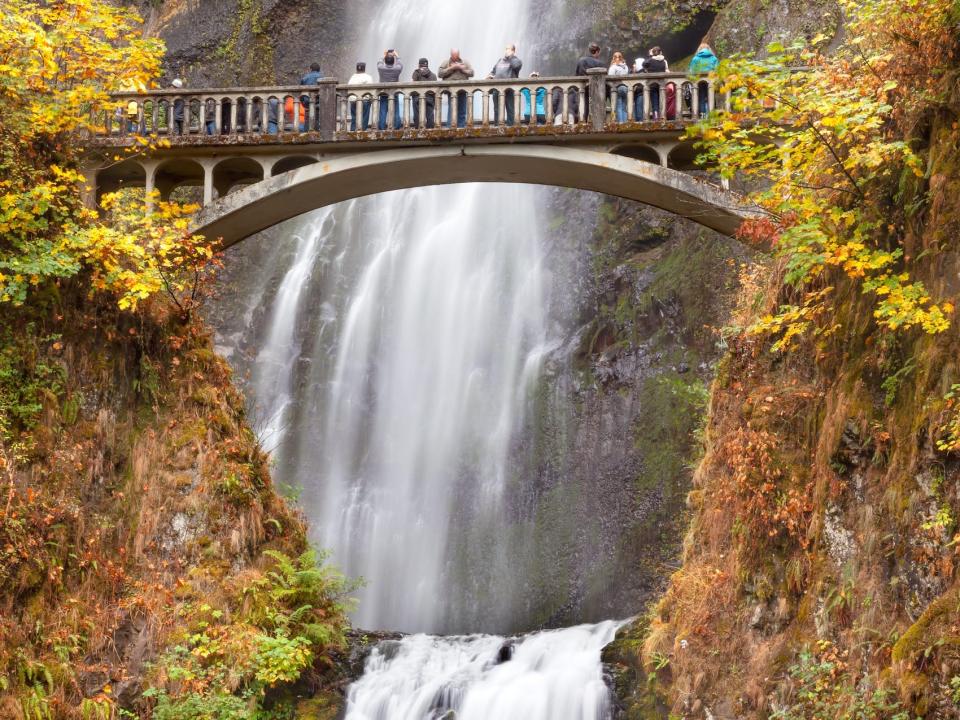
top-left (377, 49), bottom-right (404, 130)
top-left (688, 43), bottom-right (719, 118)
top-left (608, 51), bottom-right (630, 123)
top-left (642, 47), bottom-right (669, 120)
top-left (521, 72), bottom-right (546, 125)
top-left (347, 62), bottom-right (374, 131)
top-left (299, 62), bottom-right (324, 131)
top-left (411, 58), bottom-right (437, 129)
top-left (439, 49), bottom-right (474, 128)
top-left (487, 44), bottom-right (522, 126)
top-left (553, 42), bottom-right (604, 124)
top-left (171, 78), bottom-right (185, 135)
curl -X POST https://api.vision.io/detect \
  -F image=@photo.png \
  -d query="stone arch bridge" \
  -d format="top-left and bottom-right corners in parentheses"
top-left (84, 70), bottom-right (759, 246)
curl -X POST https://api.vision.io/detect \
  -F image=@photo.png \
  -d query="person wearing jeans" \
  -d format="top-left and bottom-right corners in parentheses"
top-left (299, 62), bottom-right (323, 131)
top-left (347, 62), bottom-right (374, 131)
top-left (439, 49), bottom-right (475, 128)
top-left (688, 43), bottom-right (720, 117)
top-left (609, 51), bottom-right (629, 122)
top-left (377, 50), bottom-right (403, 130)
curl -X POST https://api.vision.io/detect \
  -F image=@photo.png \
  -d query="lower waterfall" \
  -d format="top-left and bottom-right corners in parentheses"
top-left (345, 621), bottom-right (623, 720)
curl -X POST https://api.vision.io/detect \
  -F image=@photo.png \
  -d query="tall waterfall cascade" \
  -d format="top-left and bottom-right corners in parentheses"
top-left (212, 0), bottom-right (626, 714)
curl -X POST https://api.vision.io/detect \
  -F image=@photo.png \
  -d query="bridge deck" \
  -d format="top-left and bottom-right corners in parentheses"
top-left (82, 71), bottom-right (759, 243)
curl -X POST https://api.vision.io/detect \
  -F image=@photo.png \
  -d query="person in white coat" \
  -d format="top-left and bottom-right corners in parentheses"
top-left (347, 62), bottom-right (374, 131)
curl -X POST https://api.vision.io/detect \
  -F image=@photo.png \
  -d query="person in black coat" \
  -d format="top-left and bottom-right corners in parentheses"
top-left (554, 42), bottom-right (604, 123)
top-left (411, 58), bottom-right (437, 128)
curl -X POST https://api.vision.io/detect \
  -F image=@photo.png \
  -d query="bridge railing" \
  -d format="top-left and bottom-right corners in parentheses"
top-left (91, 72), bottom-right (725, 140)
top-left (335, 76), bottom-right (592, 131)
top-left (91, 80), bottom-right (340, 139)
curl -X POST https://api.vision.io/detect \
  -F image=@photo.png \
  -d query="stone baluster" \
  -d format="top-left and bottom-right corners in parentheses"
top-left (244, 97), bottom-right (254, 135)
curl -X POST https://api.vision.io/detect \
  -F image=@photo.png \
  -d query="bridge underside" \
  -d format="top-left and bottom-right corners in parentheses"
top-left (188, 144), bottom-right (754, 246)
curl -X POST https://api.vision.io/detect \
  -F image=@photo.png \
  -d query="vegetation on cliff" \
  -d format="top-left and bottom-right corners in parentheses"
top-left (0, 3), bottom-right (352, 718)
top-left (607, 0), bottom-right (960, 717)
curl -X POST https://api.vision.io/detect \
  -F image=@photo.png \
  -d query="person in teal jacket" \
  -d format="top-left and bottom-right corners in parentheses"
top-left (688, 43), bottom-right (719, 117)
top-left (521, 72), bottom-right (547, 125)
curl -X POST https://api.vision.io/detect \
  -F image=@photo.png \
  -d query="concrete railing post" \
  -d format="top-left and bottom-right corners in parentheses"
top-left (587, 68), bottom-right (606, 131)
top-left (318, 79), bottom-right (338, 140)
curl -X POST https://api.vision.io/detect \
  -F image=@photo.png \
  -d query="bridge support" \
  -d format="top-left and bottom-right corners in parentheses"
top-left (588, 69), bottom-right (607, 132)
top-left (189, 144), bottom-right (758, 246)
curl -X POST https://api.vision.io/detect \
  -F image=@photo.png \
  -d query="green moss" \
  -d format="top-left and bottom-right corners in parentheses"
top-left (295, 693), bottom-right (344, 719)
top-left (891, 587), bottom-right (960, 663)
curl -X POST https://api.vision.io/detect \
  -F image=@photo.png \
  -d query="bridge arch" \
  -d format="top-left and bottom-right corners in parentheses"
top-left (213, 157), bottom-right (264, 197)
top-left (610, 144), bottom-right (663, 167)
top-left (154, 158), bottom-right (205, 200)
top-left (270, 155), bottom-right (319, 177)
top-left (192, 145), bottom-right (757, 248)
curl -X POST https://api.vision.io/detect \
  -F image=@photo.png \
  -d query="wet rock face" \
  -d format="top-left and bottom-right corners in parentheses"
top-left (485, 190), bottom-right (750, 629)
top-left (708, 0), bottom-right (842, 57)
top-left (144, 0), bottom-right (349, 86)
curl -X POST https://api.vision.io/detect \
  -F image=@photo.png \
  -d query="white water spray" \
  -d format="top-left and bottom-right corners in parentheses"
top-left (346, 621), bottom-right (623, 720)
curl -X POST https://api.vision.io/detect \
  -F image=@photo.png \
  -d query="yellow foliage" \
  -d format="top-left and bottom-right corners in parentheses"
top-left (0, 0), bottom-right (215, 314)
top-left (689, 0), bottom-right (958, 348)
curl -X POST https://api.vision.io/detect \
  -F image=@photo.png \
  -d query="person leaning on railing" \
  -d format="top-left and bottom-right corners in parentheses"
top-left (438, 49), bottom-right (474, 128)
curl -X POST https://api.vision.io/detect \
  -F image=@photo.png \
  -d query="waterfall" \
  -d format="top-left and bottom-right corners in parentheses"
top-left (212, 0), bottom-right (616, 639)
top-left (207, 0), bottom-right (629, 711)
top-left (345, 621), bottom-right (623, 720)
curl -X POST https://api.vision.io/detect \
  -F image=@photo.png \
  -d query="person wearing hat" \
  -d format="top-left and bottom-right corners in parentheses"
top-left (411, 58), bottom-right (437, 128)
top-left (347, 62), bottom-right (374, 131)
top-left (171, 78), bottom-right (186, 135)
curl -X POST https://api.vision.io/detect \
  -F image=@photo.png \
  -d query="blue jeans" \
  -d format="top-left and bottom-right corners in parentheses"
top-left (615, 85), bottom-right (628, 122)
top-left (350, 99), bottom-right (372, 131)
top-left (698, 81), bottom-right (710, 117)
top-left (633, 93), bottom-right (644, 121)
top-left (446, 90), bottom-right (468, 127)
top-left (378, 93), bottom-right (402, 129)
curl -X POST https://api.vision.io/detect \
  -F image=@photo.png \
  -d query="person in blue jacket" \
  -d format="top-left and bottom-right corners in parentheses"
top-left (688, 43), bottom-right (719, 117)
top-left (521, 72), bottom-right (546, 124)
top-left (299, 62), bottom-right (323, 130)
